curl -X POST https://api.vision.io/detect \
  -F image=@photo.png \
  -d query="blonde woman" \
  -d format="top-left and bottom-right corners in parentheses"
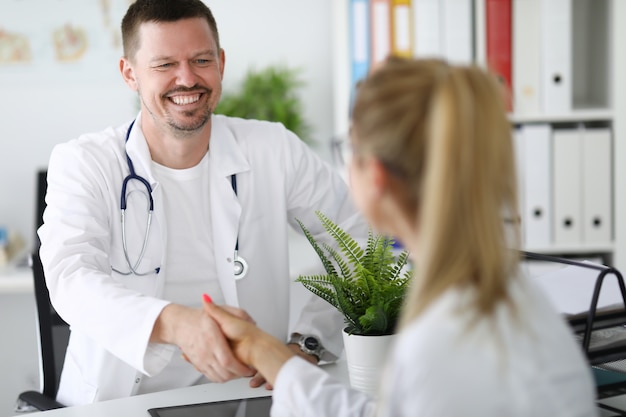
top-left (203, 58), bottom-right (598, 416)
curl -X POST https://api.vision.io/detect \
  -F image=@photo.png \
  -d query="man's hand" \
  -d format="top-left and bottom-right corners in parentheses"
top-left (151, 302), bottom-right (256, 382)
top-left (203, 294), bottom-right (295, 387)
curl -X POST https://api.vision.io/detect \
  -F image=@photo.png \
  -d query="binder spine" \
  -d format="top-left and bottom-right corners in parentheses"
top-left (390, 0), bottom-right (414, 57)
top-left (349, 0), bottom-right (371, 114)
top-left (485, 0), bottom-right (512, 111)
top-left (350, 0), bottom-right (371, 87)
top-left (370, 0), bottom-right (392, 67)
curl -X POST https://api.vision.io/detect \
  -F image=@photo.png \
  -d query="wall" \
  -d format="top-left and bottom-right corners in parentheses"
top-left (0, 0), bottom-right (334, 254)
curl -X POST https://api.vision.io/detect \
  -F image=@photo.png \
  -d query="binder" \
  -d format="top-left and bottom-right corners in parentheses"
top-left (441, 0), bottom-right (473, 64)
top-left (350, 0), bottom-right (371, 89)
top-left (349, 0), bottom-right (371, 116)
top-left (552, 128), bottom-right (582, 245)
top-left (582, 128), bottom-right (612, 244)
top-left (390, 0), bottom-right (413, 57)
top-left (412, 0), bottom-right (441, 58)
top-left (512, 0), bottom-right (541, 115)
top-left (540, 0), bottom-right (572, 114)
top-left (473, 0), bottom-right (487, 67)
top-left (512, 126), bottom-right (526, 244)
top-left (412, 0), bottom-right (472, 64)
top-left (332, 0), bottom-right (352, 136)
top-left (370, 0), bottom-right (392, 67)
top-left (485, 0), bottom-right (512, 111)
top-left (521, 124), bottom-right (552, 248)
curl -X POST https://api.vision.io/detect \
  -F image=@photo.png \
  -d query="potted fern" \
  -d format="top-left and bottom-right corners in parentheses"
top-left (296, 211), bottom-right (412, 395)
top-left (215, 65), bottom-right (315, 146)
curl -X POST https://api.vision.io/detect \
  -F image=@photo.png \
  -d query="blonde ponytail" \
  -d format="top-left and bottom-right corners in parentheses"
top-left (351, 58), bottom-right (521, 328)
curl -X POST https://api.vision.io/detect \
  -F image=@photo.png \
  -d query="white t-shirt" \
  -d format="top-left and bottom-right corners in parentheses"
top-left (138, 152), bottom-right (226, 394)
top-left (271, 274), bottom-right (598, 417)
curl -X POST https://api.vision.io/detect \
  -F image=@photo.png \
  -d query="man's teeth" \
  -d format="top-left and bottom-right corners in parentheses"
top-left (171, 94), bottom-right (200, 105)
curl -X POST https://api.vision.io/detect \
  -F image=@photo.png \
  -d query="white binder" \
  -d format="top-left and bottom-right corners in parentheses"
top-left (582, 128), bottom-right (612, 244)
top-left (412, 0), bottom-right (441, 58)
top-left (552, 129), bottom-right (582, 245)
top-left (512, 127), bottom-right (526, 244)
top-left (441, 0), bottom-right (473, 64)
top-left (513, 0), bottom-right (541, 115)
top-left (540, 0), bottom-right (572, 114)
top-left (522, 124), bottom-right (552, 248)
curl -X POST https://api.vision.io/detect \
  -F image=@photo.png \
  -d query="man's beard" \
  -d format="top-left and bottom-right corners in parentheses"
top-left (167, 106), bottom-right (212, 133)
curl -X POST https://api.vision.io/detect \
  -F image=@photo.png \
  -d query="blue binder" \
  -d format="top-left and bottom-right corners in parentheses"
top-left (349, 0), bottom-right (371, 115)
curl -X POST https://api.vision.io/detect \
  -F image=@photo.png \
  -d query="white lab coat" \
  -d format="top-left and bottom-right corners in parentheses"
top-left (271, 275), bottom-right (598, 417)
top-left (38, 113), bottom-right (367, 406)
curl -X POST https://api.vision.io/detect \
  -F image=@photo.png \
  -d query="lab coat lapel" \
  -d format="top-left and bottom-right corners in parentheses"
top-left (209, 116), bottom-right (250, 306)
top-left (124, 112), bottom-right (158, 189)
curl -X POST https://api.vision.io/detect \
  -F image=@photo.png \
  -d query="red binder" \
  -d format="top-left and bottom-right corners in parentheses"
top-left (486, 0), bottom-right (512, 111)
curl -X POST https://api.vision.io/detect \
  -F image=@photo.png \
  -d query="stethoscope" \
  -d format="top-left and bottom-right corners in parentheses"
top-left (112, 120), bottom-right (249, 279)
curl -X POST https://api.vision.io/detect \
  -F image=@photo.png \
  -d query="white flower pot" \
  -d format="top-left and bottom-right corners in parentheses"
top-left (342, 330), bottom-right (395, 397)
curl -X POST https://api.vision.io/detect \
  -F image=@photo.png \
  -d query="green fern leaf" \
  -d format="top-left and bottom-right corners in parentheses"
top-left (295, 211), bottom-right (413, 335)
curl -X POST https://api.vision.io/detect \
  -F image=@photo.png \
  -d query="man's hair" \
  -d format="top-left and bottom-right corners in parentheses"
top-left (121, 0), bottom-right (220, 60)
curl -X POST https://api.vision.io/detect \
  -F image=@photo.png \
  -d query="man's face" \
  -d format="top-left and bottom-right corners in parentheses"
top-left (121, 17), bottom-right (224, 135)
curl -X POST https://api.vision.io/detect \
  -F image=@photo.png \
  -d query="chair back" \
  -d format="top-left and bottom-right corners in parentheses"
top-left (30, 250), bottom-right (70, 399)
top-left (31, 169), bottom-right (70, 400)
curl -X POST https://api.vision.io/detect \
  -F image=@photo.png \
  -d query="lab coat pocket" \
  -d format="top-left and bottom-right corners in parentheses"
top-left (56, 347), bottom-right (98, 405)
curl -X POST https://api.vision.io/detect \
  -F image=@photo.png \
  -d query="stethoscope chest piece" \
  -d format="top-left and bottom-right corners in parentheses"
top-left (233, 250), bottom-right (249, 280)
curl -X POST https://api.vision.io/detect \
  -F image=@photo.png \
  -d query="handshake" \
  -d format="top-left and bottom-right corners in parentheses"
top-left (156, 294), bottom-right (318, 390)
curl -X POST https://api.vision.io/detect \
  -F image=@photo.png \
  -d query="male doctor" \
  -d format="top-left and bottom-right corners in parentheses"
top-left (38, 0), bottom-right (367, 407)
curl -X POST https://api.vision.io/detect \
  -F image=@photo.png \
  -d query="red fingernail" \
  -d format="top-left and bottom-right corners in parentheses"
top-left (203, 293), bottom-right (213, 304)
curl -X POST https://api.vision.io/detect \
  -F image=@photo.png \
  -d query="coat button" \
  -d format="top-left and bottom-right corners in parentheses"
top-left (135, 377), bottom-right (141, 384)
top-left (227, 257), bottom-right (232, 263)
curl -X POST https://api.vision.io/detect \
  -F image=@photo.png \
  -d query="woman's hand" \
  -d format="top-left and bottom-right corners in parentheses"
top-left (152, 302), bottom-right (256, 383)
top-left (202, 294), bottom-right (295, 387)
top-left (248, 344), bottom-right (319, 390)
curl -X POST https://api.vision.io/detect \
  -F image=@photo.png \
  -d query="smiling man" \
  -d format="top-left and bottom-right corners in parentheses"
top-left (37, 0), bottom-right (367, 407)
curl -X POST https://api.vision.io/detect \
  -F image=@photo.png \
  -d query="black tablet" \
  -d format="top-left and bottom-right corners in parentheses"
top-left (147, 396), bottom-right (272, 417)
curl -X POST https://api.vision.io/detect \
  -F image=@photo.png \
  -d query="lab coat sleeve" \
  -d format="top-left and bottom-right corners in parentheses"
top-left (38, 137), bottom-right (173, 376)
top-left (281, 130), bottom-right (370, 357)
top-left (272, 357), bottom-right (376, 417)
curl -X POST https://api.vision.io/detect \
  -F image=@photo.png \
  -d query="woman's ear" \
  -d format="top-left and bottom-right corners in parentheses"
top-left (368, 157), bottom-right (391, 197)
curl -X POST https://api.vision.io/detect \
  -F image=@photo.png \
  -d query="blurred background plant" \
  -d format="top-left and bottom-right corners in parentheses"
top-left (215, 65), bottom-right (315, 146)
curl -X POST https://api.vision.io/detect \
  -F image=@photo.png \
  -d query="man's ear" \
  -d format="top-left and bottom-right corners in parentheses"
top-left (119, 57), bottom-right (138, 91)
top-left (218, 48), bottom-right (226, 80)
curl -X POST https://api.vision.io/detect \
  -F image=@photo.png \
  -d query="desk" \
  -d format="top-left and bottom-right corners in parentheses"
top-left (10, 361), bottom-right (347, 417)
top-left (7, 358), bottom-right (626, 416)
